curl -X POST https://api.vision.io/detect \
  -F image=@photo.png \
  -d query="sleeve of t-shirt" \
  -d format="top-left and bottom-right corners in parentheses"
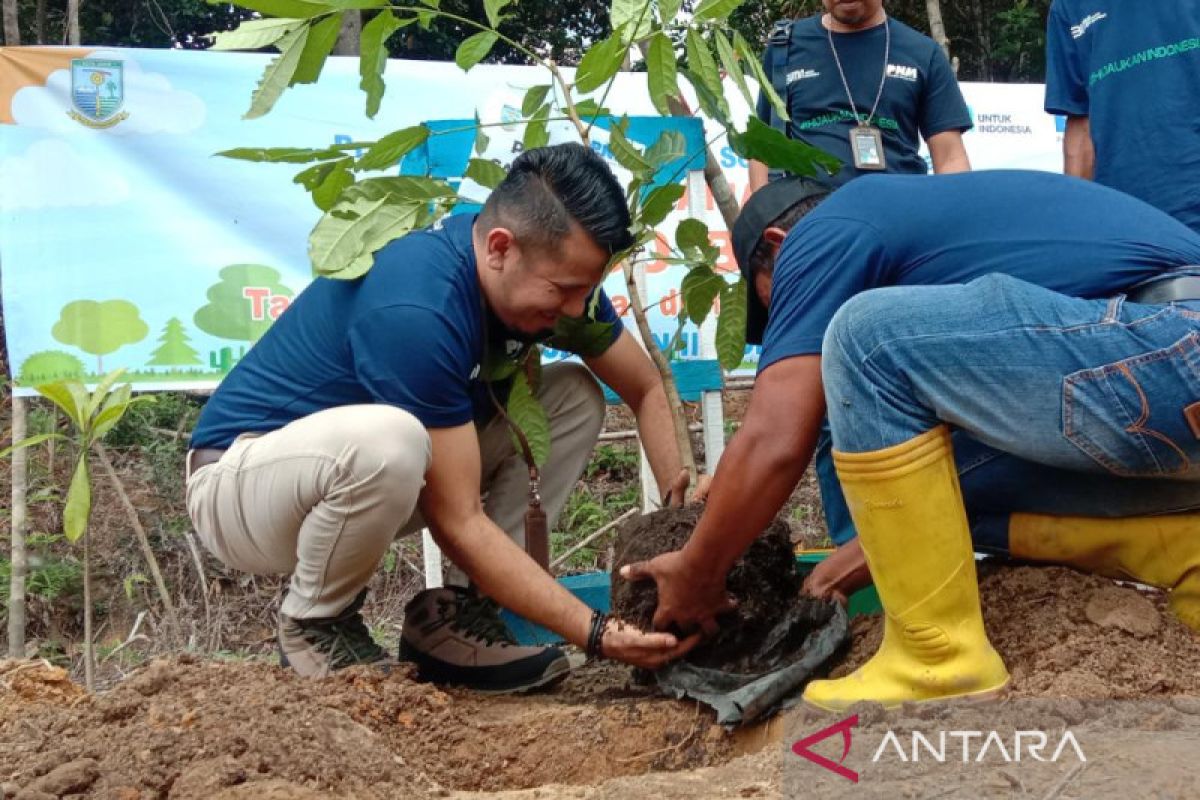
top-left (348, 304), bottom-right (475, 428)
top-left (919, 44), bottom-right (973, 137)
top-left (1044, 0), bottom-right (1089, 116)
top-left (757, 219), bottom-right (888, 374)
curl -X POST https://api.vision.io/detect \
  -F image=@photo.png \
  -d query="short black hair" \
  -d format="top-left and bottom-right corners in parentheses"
top-left (749, 193), bottom-right (827, 276)
top-left (479, 143), bottom-right (634, 256)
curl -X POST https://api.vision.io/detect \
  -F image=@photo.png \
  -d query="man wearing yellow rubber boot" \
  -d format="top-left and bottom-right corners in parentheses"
top-left (622, 169), bottom-right (1200, 710)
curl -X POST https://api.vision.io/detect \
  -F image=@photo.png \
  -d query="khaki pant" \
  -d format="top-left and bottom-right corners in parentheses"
top-left (186, 363), bottom-right (605, 619)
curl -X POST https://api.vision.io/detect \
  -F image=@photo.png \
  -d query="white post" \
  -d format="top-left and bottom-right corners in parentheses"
top-left (690, 168), bottom-right (727, 472)
top-left (633, 258), bottom-right (660, 513)
top-left (421, 529), bottom-right (443, 589)
top-left (8, 394), bottom-right (28, 657)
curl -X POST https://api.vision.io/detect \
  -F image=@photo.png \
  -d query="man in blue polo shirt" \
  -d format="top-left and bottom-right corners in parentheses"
top-left (749, 0), bottom-right (972, 190)
top-left (624, 170), bottom-right (1200, 710)
top-left (1046, 1), bottom-right (1200, 233)
top-left (187, 144), bottom-right (699, 689)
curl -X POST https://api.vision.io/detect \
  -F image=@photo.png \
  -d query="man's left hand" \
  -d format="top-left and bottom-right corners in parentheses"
top-left (620, 549), bottom-right (736, 634)
top-left (663, 469), bottom-right (714, 507)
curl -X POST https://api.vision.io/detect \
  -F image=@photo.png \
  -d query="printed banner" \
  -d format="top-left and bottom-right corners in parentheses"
top-left (0, 45), bottom-right (1065, 392)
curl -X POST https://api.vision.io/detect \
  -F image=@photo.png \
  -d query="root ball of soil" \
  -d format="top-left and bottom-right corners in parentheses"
top-left (610, 505), bottom-right (837, 674)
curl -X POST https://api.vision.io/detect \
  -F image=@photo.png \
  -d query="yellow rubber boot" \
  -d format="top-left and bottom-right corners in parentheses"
top-left (1010, 513), bottom-right (1200, 632)
top-left (803, 427), bottom-right (1010, 711)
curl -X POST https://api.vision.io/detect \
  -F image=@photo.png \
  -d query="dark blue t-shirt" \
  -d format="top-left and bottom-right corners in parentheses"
top-left (756, 14), bottom-right (971, 187)
top-left (1045, 0), bottom-right (1200, 233)
top-left (191, 214), bottom-right (622, 448)
top-left (758, 170), bottom-right (1200, 372)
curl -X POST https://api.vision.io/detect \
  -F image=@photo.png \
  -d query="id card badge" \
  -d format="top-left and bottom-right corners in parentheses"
top-left (850, 125), bottom-right (886, 170)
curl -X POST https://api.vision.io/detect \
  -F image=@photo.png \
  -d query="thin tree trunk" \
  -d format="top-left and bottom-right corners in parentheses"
top-left (333, 11), bottom-right (361, 55)
top-left (83, 527), bottom-right (95, 691)
top-left (35, 0), bottom-right (45, 44)
top-left (96, 443), bottom-right (182, 639)
top-left (925, 0), bottom-right (950, 61)
top-left (970, 0), bottom-right (992, 81)
top-left (7, 397), bottom-right (28, 658)
top-left (65, 0), bottom-right (79, 46)
top-left (2, 0), bottom-right (19, 45)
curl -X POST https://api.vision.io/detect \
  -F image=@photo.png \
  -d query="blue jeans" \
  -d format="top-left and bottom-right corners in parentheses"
top-left (818, 274), bottom-right (1200, 551)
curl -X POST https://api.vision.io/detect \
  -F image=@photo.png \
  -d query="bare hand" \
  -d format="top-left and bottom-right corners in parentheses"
top-left (620, 549), bottom-right (736, 635)
top-left (800, 539), bottom-right (872, 606)
top-left (691, 473), bottom-right (713, 503)
top-left (662, 469), bottom-right (714, 507)
top-left (600, 618), bottom-right (701, 670)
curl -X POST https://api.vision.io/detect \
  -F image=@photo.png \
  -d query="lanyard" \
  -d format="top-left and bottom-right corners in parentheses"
top-left (827, 15), bottom-right (891, 128)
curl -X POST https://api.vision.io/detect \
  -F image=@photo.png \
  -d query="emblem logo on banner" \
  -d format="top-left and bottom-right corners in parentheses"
top-left (69, 58), bottom-right (130, 129)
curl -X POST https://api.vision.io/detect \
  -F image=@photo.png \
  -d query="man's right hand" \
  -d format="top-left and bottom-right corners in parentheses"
top-left (601, 619), bottom-right (701, 670)
top-left (800, 538), bottom-right (872, 605)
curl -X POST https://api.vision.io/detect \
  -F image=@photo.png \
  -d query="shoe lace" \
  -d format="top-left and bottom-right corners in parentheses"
top-left (301, 610), bottom-right (387, 669)
top-left (440, 592), bottom-right (517, 647)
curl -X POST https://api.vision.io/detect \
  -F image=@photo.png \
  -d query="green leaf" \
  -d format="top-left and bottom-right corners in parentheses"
top-left (356, 125), bottom-right (430, 171)
top-left (644, 130), bottom-right (686, 168)
top-left (210, 17), bottom-right (302, 51)
top-left (505, 370), bottom-right (551, 467)
top-left (34, 381), bottom-right (84, 429)
top-left (680, 67), bottom-right (730, 127)
top-left (216, 146), bottom-right (346, 163)
top-left (685, 29), bottom-right (724, 110)
top-left (657, 0), bottom-right (682, 25)
top-left (216, 0), bottom-right (327, 18)
top-left (523, 104), bottom-right (550, 150)
top-left (0, 432), bottom-right (69, 461)
top-left (291, 12), bottom-right (343, 85)
top-left (681, 265), bottom-right (725, 324)
top-left (245, 26), bottom-right (309, 120)
top-left (574, 25), bottom-right (628, 94)
top-left (359, 10), bottom-right (410, 118)
top-left (675, 218), bottom-right (719, 262)
top-left (456, 30), bottom-right (499, 71)
top-left (548, 313), bottom-right (617, 357)
top-left (729, 117), bottom-right (842, 178)
top-left (639, 182), bottom-right (684, 227)
top-left (608, 120), bottom-right (652, 174)
top-left (484, 0), bottom-right (511, 28)
top-left (465, 158), bottom-right (507, 189)
top-left (521, 84), bottom-right (552, 117)
top-left (646, 32), bottom-right (679, 116)
top-left (313, 160), bottom-right (355, 210)
top-left (716, 281), bottom-right (748, 371)
top-left (573, 99), bottom-right (611, 119)
top-left (94, 395), bottom-right (154, 442)
top-left (63, 453), bottom-right (91, 544)
top-left (714, 30), bottom-right (754, 110)
top-left (611, 0), bottom-right (654, 41)
top-left (693, 0), bottom-right (745, 22)
top-left (85, 368), bottom-right (127, 421)
top-left (322, 0), bottom-right (389, 8)
top-left (416, 0), bottom-right (441, 6)
top-left (736, 31), bottom-right (786, 122)
top-left (309, 178), bottom-right (455, 278)
top-left (473, 112), bottom-right (490, 154)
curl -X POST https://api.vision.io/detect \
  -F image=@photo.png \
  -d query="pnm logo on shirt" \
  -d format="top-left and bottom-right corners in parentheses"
top-left (786, 68), bottom-right (821, 84)
top-left (886, 64), bottom-right (918, 82)
top-left (1070, 12), bottom-right (1107, 39)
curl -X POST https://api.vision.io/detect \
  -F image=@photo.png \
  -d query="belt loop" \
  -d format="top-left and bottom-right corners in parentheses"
top-left (1104, 295), bottom-right (1124, 323)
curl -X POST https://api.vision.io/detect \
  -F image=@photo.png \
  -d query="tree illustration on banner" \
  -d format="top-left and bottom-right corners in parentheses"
top-left (193, 264), bottom-right (295, 346)
top-left (51, 299), bottom-right (149, 375)
top-left (146, 317), bottom-right (202, 369)
top-left (17, 350), bottom-right (86, 386)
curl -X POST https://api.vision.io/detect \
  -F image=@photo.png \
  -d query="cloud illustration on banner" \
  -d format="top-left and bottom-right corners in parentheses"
top-left (11, 50), bottom-right (206, 136)
top-left (0, 138), bottom-right (130, 211)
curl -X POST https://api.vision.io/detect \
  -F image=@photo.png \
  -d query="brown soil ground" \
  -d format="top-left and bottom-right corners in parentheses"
top-left (3, 565), bottom-right (1198, 799)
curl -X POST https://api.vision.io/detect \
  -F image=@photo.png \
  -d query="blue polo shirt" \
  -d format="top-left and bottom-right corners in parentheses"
top-left (1045, 0), bottom-right (1200, 233)
top-left (191, 214), bottom-right (622, 449)
top-left (756, 14), bottom-right (971, 186)
top-left (759, 170), bottom-right (1200, 372)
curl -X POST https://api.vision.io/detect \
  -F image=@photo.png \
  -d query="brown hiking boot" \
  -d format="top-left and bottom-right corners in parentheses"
top-left (399, 587), bottom-right (573, 693)
top-left (278, 589), bottom-right (395, 678)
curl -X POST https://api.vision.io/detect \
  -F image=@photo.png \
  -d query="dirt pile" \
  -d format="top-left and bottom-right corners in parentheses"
top-left (0, 657), bottom-right (734, 799)
top-left (834, 563), bottom-right (1200, 696)
top-left (610, 506), bottom-right (838, 674)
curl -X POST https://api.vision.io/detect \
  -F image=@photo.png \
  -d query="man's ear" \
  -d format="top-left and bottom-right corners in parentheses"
top-left (762, 226), bottom-right (788, 252)
top-left (483, 227), bottom-right (517, 271)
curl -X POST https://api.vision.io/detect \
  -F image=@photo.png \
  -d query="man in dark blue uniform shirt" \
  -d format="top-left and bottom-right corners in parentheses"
top-left (625, 171), bottom-right (1200, 710)
top-left (750, 0), bottom-right (972, 191)
top-left (186, 145), bottom-right (699, 689)
top-left (1046, 0), bottom-right (1200, 233)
